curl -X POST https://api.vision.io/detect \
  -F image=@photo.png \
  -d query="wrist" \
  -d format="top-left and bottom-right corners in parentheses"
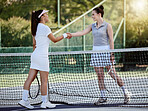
top-left (62, 33), bottom-right (67, 38)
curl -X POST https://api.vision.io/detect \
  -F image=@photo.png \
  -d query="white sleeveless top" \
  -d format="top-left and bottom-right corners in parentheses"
top-left (92, 21), bottom-right (109, 46)
top-left (92, 21), bottom-right (110, 51)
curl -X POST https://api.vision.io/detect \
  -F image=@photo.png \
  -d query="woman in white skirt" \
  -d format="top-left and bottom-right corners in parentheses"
top-left (18, 10), bottom-right (71, 109)
top-left (69, 5), bottom-right (130, 104)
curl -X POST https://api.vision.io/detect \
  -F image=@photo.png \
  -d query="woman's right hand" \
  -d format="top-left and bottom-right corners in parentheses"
top-left (66, 33), bottom-right (72, 39)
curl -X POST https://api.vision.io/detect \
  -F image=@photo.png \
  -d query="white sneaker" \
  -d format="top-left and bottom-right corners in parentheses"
top-left (41, 101), bottom-right (56, 109)
top-left (18, 100), bottom-right (34, 109)
top-left (124, 89), bottom-right (131, 104)
top-left (94, 97), bottom-right (107, 105)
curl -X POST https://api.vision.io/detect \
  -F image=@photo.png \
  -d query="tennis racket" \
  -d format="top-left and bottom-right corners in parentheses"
top-left (29, 76), bottom-right (40, 99)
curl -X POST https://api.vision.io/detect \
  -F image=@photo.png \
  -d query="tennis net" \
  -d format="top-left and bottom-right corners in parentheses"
top-left (0, 47), bottom-right (148, 106)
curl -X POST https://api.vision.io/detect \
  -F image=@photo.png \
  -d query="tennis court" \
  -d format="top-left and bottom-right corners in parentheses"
top-left (0, 104), bottom-right (147, 111)
top-left (0, 0), bottom-right (148, 110)
top-left (0, 104), bottom-right (148, 111)
top-left (0, 48), bottom-right (148, 110)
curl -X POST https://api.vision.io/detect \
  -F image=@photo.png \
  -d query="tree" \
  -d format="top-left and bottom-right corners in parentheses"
top-left (126, 0), bottom-right (148, 48)
top-left (1, 17), bottom-right (31, 47)
top-left (0, 0), bottom-right (147, 48)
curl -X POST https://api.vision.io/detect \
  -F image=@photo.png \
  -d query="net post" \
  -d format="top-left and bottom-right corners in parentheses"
top-left (83, 16), bottom-right (86, 73)
top-left (123, 0), bottom-right (126, 71)
top-left (83, 16), bottom-right (86, 51)
top-left (0, 22), bottom-right (1, 48)
top-left (57, 0), bottom-right (60, 28)
top-left (123, 0), bottom-right (126, 48)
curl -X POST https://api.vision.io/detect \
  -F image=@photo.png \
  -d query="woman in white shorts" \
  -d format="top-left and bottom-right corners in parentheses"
top-left (18, 10), bottom-right (71, 109)
top-left (69, 5), bottom-right (130, 104)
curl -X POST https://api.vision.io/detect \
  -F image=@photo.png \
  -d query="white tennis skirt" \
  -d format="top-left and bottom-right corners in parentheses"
top-left (90, 45), bottom-right (114, 67)
top-left (30, 51), bottom-right (49, 72)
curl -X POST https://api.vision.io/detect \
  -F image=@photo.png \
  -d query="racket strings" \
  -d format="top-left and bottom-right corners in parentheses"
top-left (29, 76), bottom-right (40, 99)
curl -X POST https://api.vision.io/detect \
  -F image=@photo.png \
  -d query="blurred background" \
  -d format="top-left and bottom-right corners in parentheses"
top-left (0, 0), bottom-right (148, 107)
top-left (0, 0), bottom-right (148, 52)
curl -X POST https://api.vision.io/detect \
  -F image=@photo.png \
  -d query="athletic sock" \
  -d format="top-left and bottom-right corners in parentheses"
top-left (100, 90), bottom-right (106, 99)
top-left (22, 89), bottom-right (29, 101)
top-left (121, 86), bottom-right (127, 95)
top-left (42, 95), bottom-right (48, 103)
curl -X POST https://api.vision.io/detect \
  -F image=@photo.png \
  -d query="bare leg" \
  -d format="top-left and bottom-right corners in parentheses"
top-left (39, 71), bottom-right (56, 108)
top-left (106, 66), bottom-right (124, 87)
top-left (94, 67), bottom-right (107, 104)
top-left (18, 69), bottom-right (38, 109)
top-left (40, 71), bottom-right (48, 96)
top-left (24, 69), bottom-right (38, 90)
top-left (94, 67), bottom-right (105, 90)
top-left (105, 66), bottom-right (131, 104)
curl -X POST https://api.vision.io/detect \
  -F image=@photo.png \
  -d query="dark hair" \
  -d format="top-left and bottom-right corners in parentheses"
top-left (31, 10), bottom-right (43, 36)
top-left (93, 5), bottom-right (104, 17)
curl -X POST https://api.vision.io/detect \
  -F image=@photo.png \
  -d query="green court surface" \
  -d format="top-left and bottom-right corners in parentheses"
top-left (0, 71), bottom-right (147, 88)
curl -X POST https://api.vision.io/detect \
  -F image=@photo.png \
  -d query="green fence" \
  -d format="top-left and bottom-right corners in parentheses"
top-left (0, 0), bottom-right (125, 53)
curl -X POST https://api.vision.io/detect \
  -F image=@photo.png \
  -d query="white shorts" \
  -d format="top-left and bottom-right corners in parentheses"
top-left (90, 45), bottom-right (114, 67)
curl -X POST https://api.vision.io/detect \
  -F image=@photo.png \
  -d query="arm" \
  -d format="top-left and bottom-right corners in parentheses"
top-left (48, 33), bottom-right (71, 43)
top-left (107, 24), bottom-right (114, 62)
top-left (107, 24), bottom-right (114, 50)
top-left (71, 24), bottom-right (92, 37)
top-left (32, 36), bottom-right (36, 51)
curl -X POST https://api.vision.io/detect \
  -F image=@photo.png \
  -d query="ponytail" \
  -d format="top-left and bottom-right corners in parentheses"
top-left (31, 10), bottom-right (43, 36)
top-left (93, 5), bottom-right (104, 17)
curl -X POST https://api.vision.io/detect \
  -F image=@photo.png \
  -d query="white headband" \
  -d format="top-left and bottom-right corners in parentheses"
top-left (38, 10), bottom-right (49, 18)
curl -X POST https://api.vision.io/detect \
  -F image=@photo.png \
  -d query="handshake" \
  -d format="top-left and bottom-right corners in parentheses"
top-left (63, 33), bottom-right (72, 39)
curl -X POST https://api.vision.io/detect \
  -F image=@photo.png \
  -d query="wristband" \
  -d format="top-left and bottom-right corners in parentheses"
top-left (62, 33), bottom-right (67, 38)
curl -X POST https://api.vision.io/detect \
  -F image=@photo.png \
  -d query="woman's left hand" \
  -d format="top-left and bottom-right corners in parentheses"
top-left (110, 53), bottom-right (115, 64)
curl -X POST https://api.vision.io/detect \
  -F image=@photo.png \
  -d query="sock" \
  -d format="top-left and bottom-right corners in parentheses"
top-left (100, 90), bottom-right (106, 98)
top-left (22, 89), bottom-right (29, 101)
top-left (42, 95), bottom-right (48, 103)
top-left (121, 86), bottom-right (127, 95)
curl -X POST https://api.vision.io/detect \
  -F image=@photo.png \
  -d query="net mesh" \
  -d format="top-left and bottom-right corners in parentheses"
top-left (0, 48), bottom-right (148, 106)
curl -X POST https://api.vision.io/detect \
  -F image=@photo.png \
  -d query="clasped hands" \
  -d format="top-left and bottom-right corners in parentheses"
top-left (66, 33), bottom-right (72, 39)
